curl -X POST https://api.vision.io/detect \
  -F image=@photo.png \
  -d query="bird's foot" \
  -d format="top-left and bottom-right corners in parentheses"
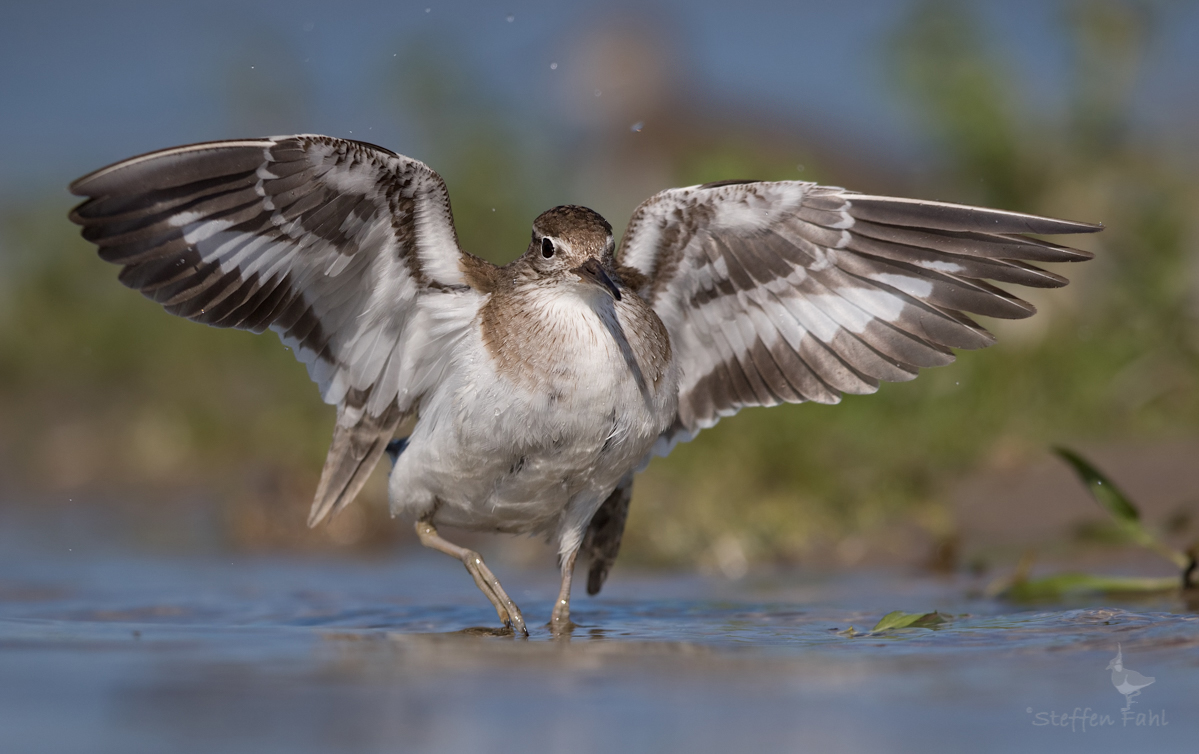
top-left (461, 550), bottom-right (528, 637)
top-left (414, 520), bottom-right (528, 637)
top-left (547, 548), bottom-right (579, 638)
top-left (549, 598), bottom-right (576, 638)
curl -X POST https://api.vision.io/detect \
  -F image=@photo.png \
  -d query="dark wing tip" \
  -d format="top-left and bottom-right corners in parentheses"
top-left (698, 179), bottom-right (761, 189)
top-left (848, 195), bottom-right (1104, 237)
top-left (1055, 244), bottom-right (1096, 261)
top-left (345, 138), bottom-right (399, 157)
top-left (586, 563), bottom-right (607, 596)
top-left (999, 235), bottom-right (1096, 262)
top-left (68, 138), bottom-right (278, 197)
top-left (1034, 218), bottom-right (1103, 234)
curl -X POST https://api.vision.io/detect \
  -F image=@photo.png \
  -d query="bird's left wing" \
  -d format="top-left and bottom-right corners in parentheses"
top-left (617, 180), bottom-right (1100, 454)
top-left (70, 135), bottom-right (490, 524)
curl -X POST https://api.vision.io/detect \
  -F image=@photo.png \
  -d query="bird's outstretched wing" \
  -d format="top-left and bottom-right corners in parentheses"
top-left (70, 135), bottom-right (489, 524)
top-left (617, 180), bottom-right (1100, 452)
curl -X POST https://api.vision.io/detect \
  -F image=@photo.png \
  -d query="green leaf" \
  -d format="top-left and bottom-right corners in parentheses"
top-left (1053, 447), bottom-right (1189, 569)
top-left (871, 610), bottom-right (949, 632)
top-left (1002, 572), bottom-right (1178, 601)
top-left (1053, 447), bottom-right (1140, 522)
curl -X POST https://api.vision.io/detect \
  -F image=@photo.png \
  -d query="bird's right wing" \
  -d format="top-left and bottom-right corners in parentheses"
top-left (617, 180), bottom-right (1100, 454)
top-left (70, 135), bottom-right (492, 524)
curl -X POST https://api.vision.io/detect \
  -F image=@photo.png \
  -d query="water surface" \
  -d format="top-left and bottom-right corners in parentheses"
top-left (1, 506), bottom-right (1195, 753)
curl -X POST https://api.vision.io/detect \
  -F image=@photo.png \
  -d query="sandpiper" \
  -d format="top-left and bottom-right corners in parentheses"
top-left (70, 135), bottom-right (1100, 635)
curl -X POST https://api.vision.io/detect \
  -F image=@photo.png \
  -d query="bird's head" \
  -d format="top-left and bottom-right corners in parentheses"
top-left (1107, 644), bottom-right (1123, 670)
top-left (524, 205), bottom-right (621, 301)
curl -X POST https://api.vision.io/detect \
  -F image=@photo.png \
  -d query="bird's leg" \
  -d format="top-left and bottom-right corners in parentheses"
top-left (550, 548), bottom-right (579, 634)
top-left (414, 520), bottom-right (528, 636)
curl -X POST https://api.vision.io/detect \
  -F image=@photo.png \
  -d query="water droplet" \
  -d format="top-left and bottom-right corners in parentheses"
top-left (506, 14), bottom-right (514, 22)
top-left (594, 89), bottom-right (602, 97)
top-left (302, 21), bottom-right (314, 32)
top-left (630, 121), bottom-right (644, 133)
top-left (796, 164), bottom-right (805, 172)
top-left (425, 7), bottom-right (430, 12)
top-left (550, 62), bottom-right (558, 70)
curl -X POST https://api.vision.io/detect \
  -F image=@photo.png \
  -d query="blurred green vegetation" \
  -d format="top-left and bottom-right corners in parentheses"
top-left (1, 0), bottom-right (1196, 566)
top-left (994, 447), bottom-right (1195, 600)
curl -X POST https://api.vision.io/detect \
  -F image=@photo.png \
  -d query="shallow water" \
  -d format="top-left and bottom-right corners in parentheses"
top-left (1, 507), bottom-right (1196, 753)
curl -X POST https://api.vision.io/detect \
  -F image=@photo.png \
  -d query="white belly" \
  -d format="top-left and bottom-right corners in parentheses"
top-left (387, 286), bottom-right (677, 554)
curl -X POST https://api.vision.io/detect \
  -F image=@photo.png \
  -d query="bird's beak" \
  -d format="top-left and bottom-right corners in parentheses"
top-left (572, 258), bottom-right (621, 301)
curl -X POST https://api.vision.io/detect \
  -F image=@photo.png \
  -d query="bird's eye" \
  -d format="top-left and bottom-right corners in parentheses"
top-left (541, 237), bottom-right (555, 258)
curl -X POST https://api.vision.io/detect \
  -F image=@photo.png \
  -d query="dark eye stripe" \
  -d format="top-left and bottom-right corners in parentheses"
top-left (541, 237), bottom-right (555, 258)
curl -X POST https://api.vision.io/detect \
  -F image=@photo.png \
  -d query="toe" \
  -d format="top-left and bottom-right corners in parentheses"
top-left (509, 606), bottom-right (529, 636)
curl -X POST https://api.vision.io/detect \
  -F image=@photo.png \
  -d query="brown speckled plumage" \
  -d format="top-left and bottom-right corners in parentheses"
top-left (478, 206), bottom-right (671, 395)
